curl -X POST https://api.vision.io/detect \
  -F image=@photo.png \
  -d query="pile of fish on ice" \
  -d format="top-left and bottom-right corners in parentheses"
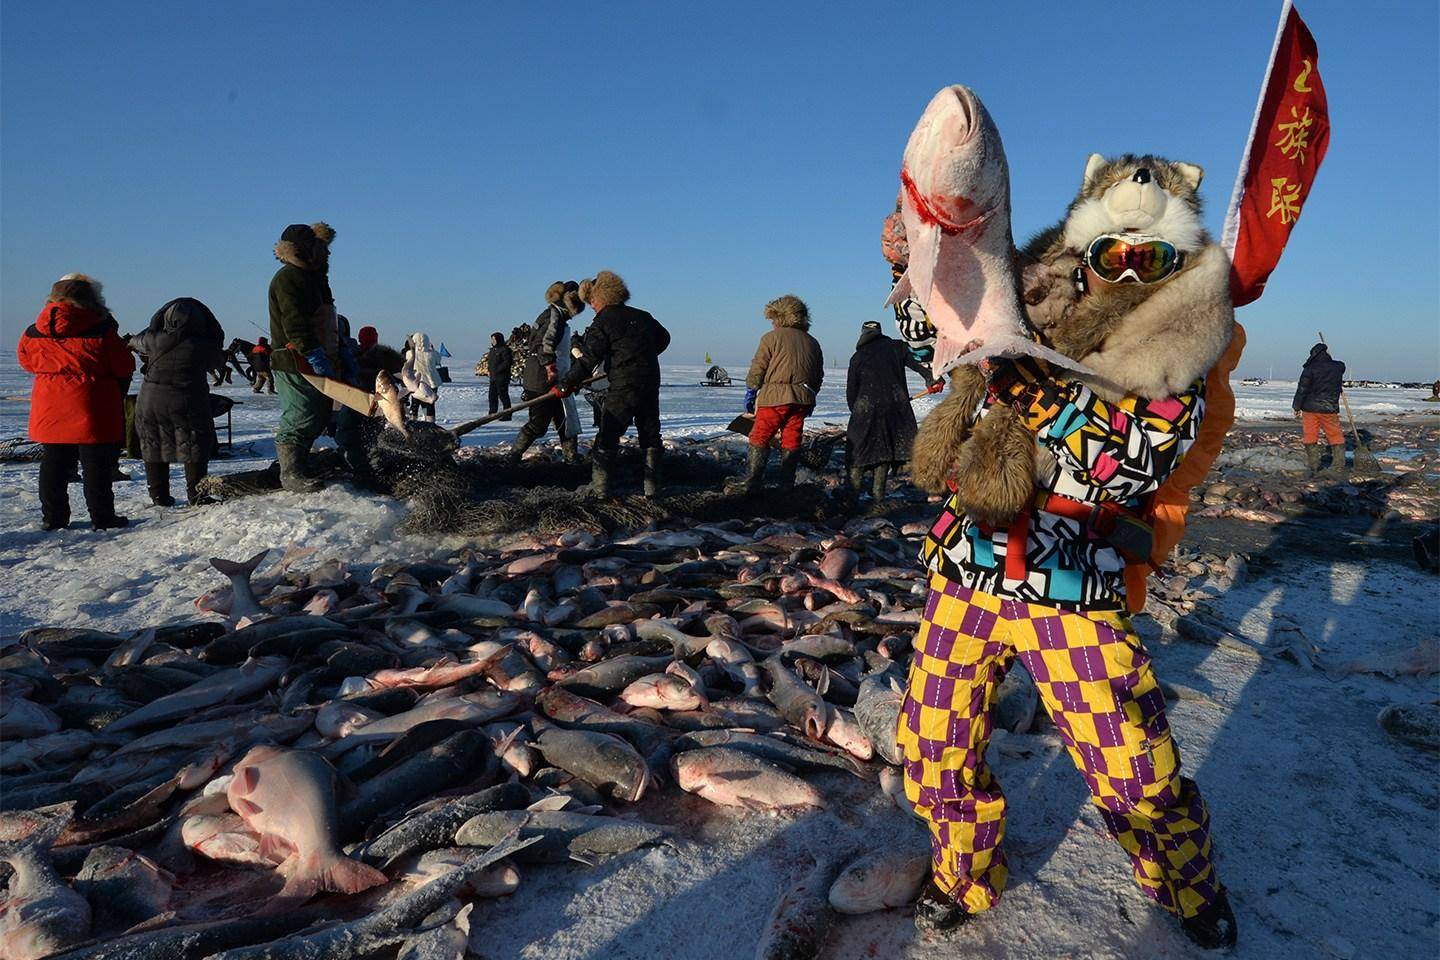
top-left (0, 515), bottom-right (1041, 959)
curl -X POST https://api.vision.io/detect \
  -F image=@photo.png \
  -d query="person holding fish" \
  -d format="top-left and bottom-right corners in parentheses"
top-left (738, 295), bottom-right (824, 495)
top-left (889, 86), bottom-right (1238, 950)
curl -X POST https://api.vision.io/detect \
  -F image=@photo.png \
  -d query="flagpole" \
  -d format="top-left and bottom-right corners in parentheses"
top-left (1222, 0), bottom-right (1294, 256)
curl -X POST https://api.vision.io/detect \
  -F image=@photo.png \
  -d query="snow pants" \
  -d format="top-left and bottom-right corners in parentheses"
top-left (897, 574), bottom-right (1221, 920)
top-left (1301, 412), bottom-right (1342, 445)
top-left (749, 403), bottom-right (810, 451)
top-left (275, 372), bottom-right (363, 453)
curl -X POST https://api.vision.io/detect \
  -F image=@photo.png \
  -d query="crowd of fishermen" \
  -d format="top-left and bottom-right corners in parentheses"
top-left (25, 217), bottom-right (1350, 531)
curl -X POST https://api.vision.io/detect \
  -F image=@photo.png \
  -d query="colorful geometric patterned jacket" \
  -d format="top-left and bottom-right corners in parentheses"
top-left (922, 364), bottom-right (1206, 611)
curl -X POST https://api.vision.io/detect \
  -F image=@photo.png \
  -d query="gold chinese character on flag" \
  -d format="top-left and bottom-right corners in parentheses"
top-left (1274, 105), bottom-right (1314, 163)
top-left (1267, 177), bottom-right (1302, 224)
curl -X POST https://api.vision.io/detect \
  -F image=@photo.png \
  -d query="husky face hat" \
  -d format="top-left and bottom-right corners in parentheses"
top-left (1061, 154), bottom-right (1206, 256)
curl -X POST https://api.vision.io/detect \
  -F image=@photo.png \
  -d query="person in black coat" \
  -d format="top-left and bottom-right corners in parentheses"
top-left (845, 320), bottom-right (938, 500)
top-left (486, 331), bottom-right (514, 421)
top-left (1292, 342), bottom-right (1347, 474)
top-left (128, 298), bottom-right (226, 505)
top-left (562, 271), bottom-right (671, 497)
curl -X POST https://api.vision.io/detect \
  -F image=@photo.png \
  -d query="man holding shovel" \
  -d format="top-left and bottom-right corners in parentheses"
top-left (1292, 341), bottom-right (1347, 476)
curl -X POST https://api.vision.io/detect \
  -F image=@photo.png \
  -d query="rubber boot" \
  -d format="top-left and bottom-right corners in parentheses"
top-left (1179, 889), bottom-right (1238, 950)
top-left (342, 445), bottom-right (380, 492)
top-left (509, 425), bottom-right (539, 464)
top-left (642, 448), bottom-right (661, 498)
top-left (276, 443), bottom-right (321, 493)
top-left (871, 464), bottom-right (888, 501)
top-left (1325, 443), bottom-right (1348, 477)
top-left (184, 461), bottom-right (211, 504)
top-left (737, 444), bottom-right (770, 496)
top-left (560, 436), bottom-right (579, 464)
top-left (1303, 443), bottom-right (1321, 476)
top-left (145, 461), bottom-right (174, 507)
top-left (848, 465), bottom-right (865, 496)
top-left (584, 450), bottom-right (612, 499)
top-left (776, 449), bottom-right (801, 491)
top-left (913, 880), bottom-right (968, 934)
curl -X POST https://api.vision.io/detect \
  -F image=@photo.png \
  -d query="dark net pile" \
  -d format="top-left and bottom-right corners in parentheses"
top-left (199, 421), bottom-right (846, 536)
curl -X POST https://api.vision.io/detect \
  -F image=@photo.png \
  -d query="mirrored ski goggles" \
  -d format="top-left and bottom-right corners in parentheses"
top-left (1084, 234), bottom-right (1184, 284)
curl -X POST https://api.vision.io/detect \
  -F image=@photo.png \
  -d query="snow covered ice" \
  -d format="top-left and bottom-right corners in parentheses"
top-left (1, 353), bottom-right (1436, 959)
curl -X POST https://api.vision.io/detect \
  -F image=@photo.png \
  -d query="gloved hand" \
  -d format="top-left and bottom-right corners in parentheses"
top-left (985, 356), bottom-right (1051, 405)
top-left (545, 363), bottom-right (558, 386)
top-left (926, 380), bottom-right (945, 394)
top-left (743, 388), bottom-right (757, 414)
top-left (304, 348), bottom-right (335, 378)
top-left (549, 384), bottom-right (571, 399)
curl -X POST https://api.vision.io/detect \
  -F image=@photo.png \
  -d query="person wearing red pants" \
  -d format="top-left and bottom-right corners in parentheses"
top-left (739, 295), bottom-right (823, 494)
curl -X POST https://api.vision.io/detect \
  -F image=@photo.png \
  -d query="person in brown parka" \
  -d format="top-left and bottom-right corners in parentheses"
top-left (740, 295), bottom-right (824, 494)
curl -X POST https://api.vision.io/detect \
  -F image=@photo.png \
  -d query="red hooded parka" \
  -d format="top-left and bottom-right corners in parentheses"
top-left (17, 301), bottom-right (135, 444)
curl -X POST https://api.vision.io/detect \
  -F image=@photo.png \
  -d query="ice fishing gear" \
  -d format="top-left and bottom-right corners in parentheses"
top-left (1318, 331), bottom-right (1379, 474)
top-left (450, 375), bottom-right (603, 439)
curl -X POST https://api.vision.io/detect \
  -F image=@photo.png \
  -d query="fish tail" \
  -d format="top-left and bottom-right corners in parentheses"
top-left (209, 549), bottom-right (272, 581)
top-left (0, 802), bottom-right (74, 862)
top-left (311, 852), bottom-right (388, 895)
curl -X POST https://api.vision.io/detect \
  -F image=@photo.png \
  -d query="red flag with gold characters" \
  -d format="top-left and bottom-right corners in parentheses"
top-left (1221, 0), bottom-right (1330, 307)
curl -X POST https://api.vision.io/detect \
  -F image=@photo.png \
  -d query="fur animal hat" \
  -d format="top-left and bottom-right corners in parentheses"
top-left (764, 295), bottom-right (810, 330)
top-left (48, 274), bottom-right (106, 311)
top-left (545, 280), bottom-right (586, 316)
top-left (586, 271), bottom-right (630, 309)
top-left (1020, 154), bottom-right (1232, 400)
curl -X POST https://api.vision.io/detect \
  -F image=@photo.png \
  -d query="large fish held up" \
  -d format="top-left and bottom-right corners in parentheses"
top-left (886, 84), bottom-right (1084, 376)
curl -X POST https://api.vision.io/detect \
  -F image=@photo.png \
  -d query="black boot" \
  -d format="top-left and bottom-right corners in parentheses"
top-left (776, 449), bottom-right (801, 490)
top-left (584, 451), bottom-right (612, 498)
top-left (509, 425), bottom-right (540, 464)
top-left (1179, 889), bottom-right (1237, 950)
top-left (341, 445), bottom-right (380, 492)
top-left (184, 461), bottom-right (212, 504)
top-left (560, 436), bottom-right (579, 464)
top-left (145, 461), bottom-right (174, 507)
top-left (848, 464), bottom-right (865, 496)
top-left (1303, 443), bottom-right (1322, 476)
top-left (276, 443), bottom-right (321, 493)
top-left (914, 880), bottom-right (968, 934)
top-left (871, 463), bottom-right (888, 501)
top-left (642, 448), bottom-right (661, 498)
top-left (733, 444), bottom-right (769, 496)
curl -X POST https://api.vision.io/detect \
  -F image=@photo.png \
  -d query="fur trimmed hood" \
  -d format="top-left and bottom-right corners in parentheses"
top-left (273, 222), bottom-right (334, 271)
top-left (764, 294), bottom-right (810, 330)
top-left (1073, 243), bottom-right (1235, 400)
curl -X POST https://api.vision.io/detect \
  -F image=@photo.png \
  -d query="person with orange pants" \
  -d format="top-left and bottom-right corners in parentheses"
top-left (899, 355), bottom-right (1236, 950)
top-left (739, 295), bottom-right (824, 495)
top-left (1292, 341), bottom-right (1347, 475)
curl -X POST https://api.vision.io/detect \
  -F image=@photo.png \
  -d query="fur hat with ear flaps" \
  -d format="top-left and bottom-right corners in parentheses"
top-left (764, 294), bottom-right (810, 330)
top-left (586, 271), bottom-right (630, 309)
top-left (546, 280), bottom-right (586, 316)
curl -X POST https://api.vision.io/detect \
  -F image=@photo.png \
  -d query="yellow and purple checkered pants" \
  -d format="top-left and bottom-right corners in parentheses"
top-left (897, 574), bottom-right (1221, 919)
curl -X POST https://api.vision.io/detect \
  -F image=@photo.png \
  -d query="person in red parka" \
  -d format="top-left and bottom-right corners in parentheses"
top-left (17, 274), bottom-right (136, 530)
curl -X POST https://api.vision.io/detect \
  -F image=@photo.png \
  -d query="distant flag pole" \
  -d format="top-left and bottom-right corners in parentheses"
top-left (705, 352), bottom-right (712, 365)
top-left (1221, 0), bottom-right (1330, 307)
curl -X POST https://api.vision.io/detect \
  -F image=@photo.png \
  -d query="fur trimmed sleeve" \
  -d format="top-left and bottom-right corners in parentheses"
top-left (1015, 375), bottom-right (1207, 500)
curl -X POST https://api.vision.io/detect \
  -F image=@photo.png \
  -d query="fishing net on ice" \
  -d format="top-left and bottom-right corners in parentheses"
top-left (198, 419), bottom-right (848, 535)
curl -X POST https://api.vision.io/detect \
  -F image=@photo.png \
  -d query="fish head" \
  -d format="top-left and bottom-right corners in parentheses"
top-left (890, 85), bottom-right (1051, 376)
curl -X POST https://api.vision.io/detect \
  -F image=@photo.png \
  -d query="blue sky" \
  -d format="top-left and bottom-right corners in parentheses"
top-left (2, 0), bottom-right (1436, 379)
